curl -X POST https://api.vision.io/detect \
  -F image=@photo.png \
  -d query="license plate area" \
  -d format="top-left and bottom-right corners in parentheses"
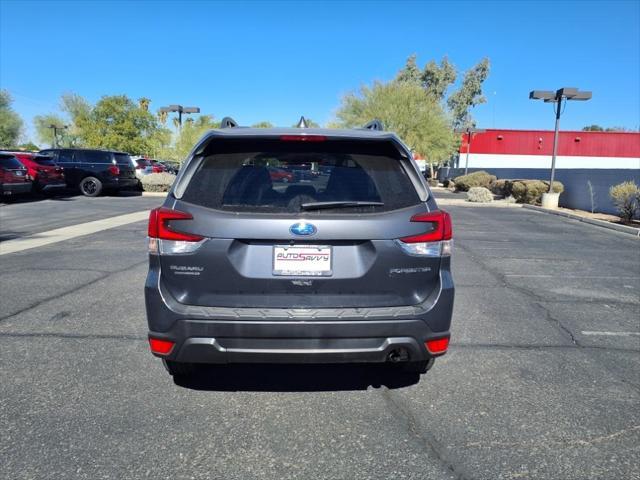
top-left (273, 245), bottom-right (332, 276)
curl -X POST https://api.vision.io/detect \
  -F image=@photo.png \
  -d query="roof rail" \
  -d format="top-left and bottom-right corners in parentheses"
top-left (363, 119), bottom-right (384, 131)
top-left (220, 117), bottom-right (239, 128)
top-left (296, 116), bottom-right (309, 128)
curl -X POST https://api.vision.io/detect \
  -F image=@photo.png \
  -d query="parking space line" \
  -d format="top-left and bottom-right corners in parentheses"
top-left (0, 210), bottom-right (150, 256)
top-left (581, 331), bottom-right (640, 337)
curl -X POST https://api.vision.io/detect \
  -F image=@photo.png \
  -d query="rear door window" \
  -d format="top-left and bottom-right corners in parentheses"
top-left (57, 150), bottom-right (75, 163)
top-left (182, 139), bottom-right (420, 214)
top-left (78, 150), bottom-right (113, 164)
top-left (34, 155), bottom-right (56, 166)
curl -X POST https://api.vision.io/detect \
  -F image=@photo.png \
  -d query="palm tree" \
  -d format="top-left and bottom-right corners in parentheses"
top-left (138, 97), bottom-right (151, 111)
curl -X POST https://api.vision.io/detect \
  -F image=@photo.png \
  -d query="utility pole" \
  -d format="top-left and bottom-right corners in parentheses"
top-left (455, 127), bottom-right (486, 175)
top-left (529, 87), bottom-right (591, 193)
top-left (159, 105), bottom-right (200, 130)
top-left (47, 124), bottom-right (68, 148)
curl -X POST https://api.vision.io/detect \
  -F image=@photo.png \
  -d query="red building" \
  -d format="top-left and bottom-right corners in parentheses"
top-left (458, 129), bottom-right (640, 170)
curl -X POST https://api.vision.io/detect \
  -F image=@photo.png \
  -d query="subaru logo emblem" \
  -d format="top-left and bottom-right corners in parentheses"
top-left (290, 222), bottom-right (317, 236)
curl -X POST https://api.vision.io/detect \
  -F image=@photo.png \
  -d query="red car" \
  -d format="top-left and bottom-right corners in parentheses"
top-left (0, 153), bottom-right (31, 196)
top-left (10, 152), bottom-right (66, 193)
top-left (149, 159), bottom-right (167, 173)
top-left (269, 167), bottom-right (296, 183)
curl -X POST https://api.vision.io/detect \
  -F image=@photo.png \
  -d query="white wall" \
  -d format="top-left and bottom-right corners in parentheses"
top-left (466, 153), bottom-right (640, 170)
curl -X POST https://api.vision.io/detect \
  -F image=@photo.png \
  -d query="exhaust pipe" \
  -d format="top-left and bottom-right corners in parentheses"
top-left (387, 348), bottom-right (409, 363)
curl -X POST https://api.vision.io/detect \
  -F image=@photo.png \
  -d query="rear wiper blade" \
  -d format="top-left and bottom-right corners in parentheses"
top-left (300, 201), bottom-right (384, 211)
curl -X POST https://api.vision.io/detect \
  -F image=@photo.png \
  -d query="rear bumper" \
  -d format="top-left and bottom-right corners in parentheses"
top-left (1, 182), bottom-right (31, 195)
top-left (103, 177), bottom-right (139, 189)
top-left (146, 266), bottom-right (454, 365)
top-left (150, 317), bottom-right (449, 364)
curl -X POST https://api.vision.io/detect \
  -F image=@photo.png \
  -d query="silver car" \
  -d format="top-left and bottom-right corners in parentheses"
top-left (144, 119), bottom-right (454, 378)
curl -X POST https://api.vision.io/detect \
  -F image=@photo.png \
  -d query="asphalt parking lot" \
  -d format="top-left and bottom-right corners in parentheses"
top-left (0, 194), bottom-right (638, 480)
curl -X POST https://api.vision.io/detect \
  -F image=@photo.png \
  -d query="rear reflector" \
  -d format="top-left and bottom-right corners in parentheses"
top-left (148, 207), bottom-right (203, 242)
top-left (425, 337), bottom-right (449, 355)
top-left (149, 338), bottom-right (175, 355)
top-left (280, 135), bottom-right (327, 142)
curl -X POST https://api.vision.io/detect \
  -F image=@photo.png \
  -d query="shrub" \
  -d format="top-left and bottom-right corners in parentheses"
top-left (466, 186), bottom-right (493, 203)
top-left (141, 172), bottom-right (176, 192)
top-left (491, 179), bottom-right (508, 195)
top-left (453, 171), bottom-right (497, 191)
top-left (505, 179), bottom-right (564, 204)
top-left (609, 181), bottom-right (640, 221)
top-left (442, 179), bottom-right (451, 188)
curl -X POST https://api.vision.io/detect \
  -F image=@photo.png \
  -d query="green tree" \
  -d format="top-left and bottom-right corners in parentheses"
top-left (252, 121), bottom-right (274, 128)
top-left (33, 114), bottom-right (70, 147)
top-left (0, 90), bottom-right (23, 148)
top-left (447, 58), bottom-right (490, 129)
top-left (76, 95), bottom-right (161, 154)
top-left (395, 54), bottom-right (422, 84)
top-left (18, 142), bottom-right (40, 151)
top-left (421, 56), bottom-right (457, 100)
top-left (336, 81), bottom-right (455, 173)
top-left (173, 115), bottom-right (219, 161)
top-left (582, 124), bottom-right (604, 131)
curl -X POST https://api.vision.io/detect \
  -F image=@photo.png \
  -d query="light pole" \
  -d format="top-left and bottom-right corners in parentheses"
top-left (529, 87), bottom-right (591, 193)
top-left (455, 127), bottom-right (486, 175)
top-left (47, 124), bottom-right (68, 148)
top-left (159, 104), bottom-right (200, 129)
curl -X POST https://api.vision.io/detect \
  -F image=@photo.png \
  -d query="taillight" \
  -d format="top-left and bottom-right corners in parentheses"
top-left (425, 337), bottom-right (449, 355)
top-left (149, 337), bottom-right (175, 356)
top-left (396, 210), bottom-right (453, 257)
top-left (148, 207), bottom-right (205, 255)
top-left (280, 135), bottom-right (327, 142)
top-left (108, 165), bottom-right (120, 176)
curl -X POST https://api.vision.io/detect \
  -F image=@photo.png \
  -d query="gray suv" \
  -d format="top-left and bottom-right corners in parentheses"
top-left (145, 120), bottom-right (454, 378)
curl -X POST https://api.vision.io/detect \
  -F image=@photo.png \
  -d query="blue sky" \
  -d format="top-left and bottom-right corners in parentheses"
top-left (1, 0), bottom-right (639, 142)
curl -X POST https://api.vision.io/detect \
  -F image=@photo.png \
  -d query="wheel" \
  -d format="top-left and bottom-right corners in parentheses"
top-left (163, 359), bottom-right (197, 377)
top-left (401, 358), bottom-right (435, 374)
top-left (79, 176), bottom-right (103, 197)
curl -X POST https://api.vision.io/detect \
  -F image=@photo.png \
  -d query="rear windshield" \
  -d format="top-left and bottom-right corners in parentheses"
top-left (181, 139), bottom-right (420, 214)
top-left (0, 155), bottom-right (24, 169)
top-left (136, 159), bottom-right (151, 167)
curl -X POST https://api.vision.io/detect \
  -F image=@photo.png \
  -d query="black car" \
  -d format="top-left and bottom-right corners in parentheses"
top-left (145, 119), bottom-right (454, 378)
top-left (38, 148), bottom-right (138, 197)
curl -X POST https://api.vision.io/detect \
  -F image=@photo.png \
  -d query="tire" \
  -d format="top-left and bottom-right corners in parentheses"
top-left (163, 359), bottom-right (197, 377)
top-left (79, 176), bottom-right (102, 197)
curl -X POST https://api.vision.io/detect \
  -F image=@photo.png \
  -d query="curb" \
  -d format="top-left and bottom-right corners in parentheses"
top-left (522, 204), bottom-right (640, 237)
top-left (142, 191), bottom-right (168, 197)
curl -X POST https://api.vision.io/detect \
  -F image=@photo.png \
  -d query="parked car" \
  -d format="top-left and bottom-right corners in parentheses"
top-left (9, 152), bottom-right (66, 193)
top-left (149, 159), bottom-right (167, 173)
top-left (0, 153), bottom-right (31, 196)
top-left (160, 161), bottom-right (180, 174)
top-left (268, 166), bottom-right (296, 183)
top-left (38, 148), bottom-right (138, 197)
top-left (131, 157), bottom-right (153, 184)
top-left (145, 121), bottom-right (454, 378)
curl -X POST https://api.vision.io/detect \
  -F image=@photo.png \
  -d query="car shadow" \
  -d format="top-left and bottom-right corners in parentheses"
top-left (174, 363), bottom-right (422, 392)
